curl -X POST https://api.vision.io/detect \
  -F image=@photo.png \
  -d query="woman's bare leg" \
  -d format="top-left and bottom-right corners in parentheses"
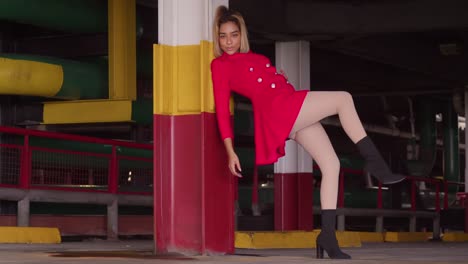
top-left (294, 123), bottom-right (339, 209)
top-left (290, 91), bottom-right (405, 185)
top-left (290, 91), bottom-right (366, 143)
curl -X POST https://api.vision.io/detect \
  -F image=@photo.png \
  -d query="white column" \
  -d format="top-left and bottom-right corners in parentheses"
top-left (158, 0), bottom-right (228, 46)
top-left (274, 41), bottom-right (312, 174)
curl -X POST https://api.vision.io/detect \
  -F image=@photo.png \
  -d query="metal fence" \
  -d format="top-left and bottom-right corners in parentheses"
top-left (0, 126), bottom-right (153, 195)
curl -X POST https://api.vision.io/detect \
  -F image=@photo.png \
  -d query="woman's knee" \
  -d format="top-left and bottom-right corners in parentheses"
top-left (339, 91), bottom-right (353, 104)
top-left (321, 155), bottom-right (341, 175)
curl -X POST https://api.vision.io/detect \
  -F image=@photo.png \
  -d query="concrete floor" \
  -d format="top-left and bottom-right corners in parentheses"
top-left (0, 240), bottom-right (466, 263)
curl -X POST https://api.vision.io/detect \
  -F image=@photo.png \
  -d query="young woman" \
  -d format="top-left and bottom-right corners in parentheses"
top-left (211, 6), bottom-right (404, 259)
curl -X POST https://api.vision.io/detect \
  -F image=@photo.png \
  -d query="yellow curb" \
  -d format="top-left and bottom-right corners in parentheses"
top-left (337, 231), bottom-right (362, 247)
top-left (357, 232), bottom-right (385, 242)
top-left (385, 232), bottom-right (432, 242)
top-left (442, 232), bottom-right (468, 242)
top-left (0, 227), bottom-right (61, 244)
top-left (235, 231), bottom-right (361, 249)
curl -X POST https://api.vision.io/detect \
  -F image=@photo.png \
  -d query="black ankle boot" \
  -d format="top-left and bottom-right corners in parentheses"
top-left (356, 136), bottom-right (405, 184)
top-left (316, 210), bottom-right (351, 259)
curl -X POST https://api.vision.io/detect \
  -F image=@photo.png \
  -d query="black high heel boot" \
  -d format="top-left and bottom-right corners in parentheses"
top-left (316, 210), bottom-right (351, 259)
top-left (356, 136), bottom-right (405, 184)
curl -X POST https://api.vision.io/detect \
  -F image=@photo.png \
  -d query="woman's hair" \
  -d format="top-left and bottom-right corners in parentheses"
top-left (213, 5), bottom-right (250, 57)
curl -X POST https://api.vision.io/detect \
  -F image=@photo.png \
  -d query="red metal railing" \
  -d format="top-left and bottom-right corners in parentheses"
top-left (310, 164), bottom-right (467, 232)
top-left (403, 176), bottom-right (465, 212)
top-left (0, 126), bottom-right (153, 195)
top-left (330, 166), bottom-right (465, 212)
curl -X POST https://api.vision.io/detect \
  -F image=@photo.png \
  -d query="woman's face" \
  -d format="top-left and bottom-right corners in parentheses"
top-left (219, 21), bottom-right (241, 55)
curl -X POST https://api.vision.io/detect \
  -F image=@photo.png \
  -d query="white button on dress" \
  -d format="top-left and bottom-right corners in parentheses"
top-left (266, 63), bottom-right (270, 68)
top-left (271, 83), bottom-right (276, 88)
top-left (249, 67), bottom-right (254, 72)
top-left (257, 78), bottom-right (263, 83)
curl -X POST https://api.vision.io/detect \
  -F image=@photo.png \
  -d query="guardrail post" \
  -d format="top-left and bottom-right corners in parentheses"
top-left (409, 216), bottom-right (416, 232)
top-left (338, 170), bottom-right (345, 208)
top-left (376, 216), bottom-right (384, 232)
top-left (377, 181), bottom-right (383, 209)
top-left (19, 135), bottom-right (31, 189)
top-left (411, 179), bottom-right (416, 211)
top-left (109, 146), bottom-right (118, 194)
top-left (433, 214), bottom-right (441, 240)
top-left (107, 145), bottom-right (119, 240)
top-left (443, 180), bottom-right (448, 210)
top-left (17, 197), bottom-right (30, 227)
top-left (107, 198), bottom-right (118, 240)
top-left (337, 214), bottom-right (345, 231)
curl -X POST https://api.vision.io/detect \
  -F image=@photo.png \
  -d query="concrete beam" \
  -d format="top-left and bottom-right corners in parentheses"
top-left (287, 0), bottom-right (468, 34)
top-left (234, 0), bottom-right (468, 35)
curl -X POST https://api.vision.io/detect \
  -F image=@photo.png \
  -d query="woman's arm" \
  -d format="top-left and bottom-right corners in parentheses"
top-left (211, 59), bottom-right (242, 177)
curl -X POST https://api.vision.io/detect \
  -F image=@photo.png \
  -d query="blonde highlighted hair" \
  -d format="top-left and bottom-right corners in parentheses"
top-left (213, 5), bottom-right (250, 58)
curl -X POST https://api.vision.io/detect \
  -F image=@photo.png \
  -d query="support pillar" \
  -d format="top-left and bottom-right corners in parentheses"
top-left (376, 216), bottom-right (384, 232)
top-left (409, 216), bottom-right (417, 232)
top-left (107, 198), bottom-right (118, 240)
top-left (154, 0), bottom-right (233, 255)
top-left (274, 41), bottom-right (313, 231)
top-left (337, 215), bottom-right (345, 231)
top-left (17, 197), bottom-right (29, 227)
top-left (108, 0), bottom-right (136, 100)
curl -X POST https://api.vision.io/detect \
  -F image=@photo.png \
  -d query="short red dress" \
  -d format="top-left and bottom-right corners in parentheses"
top-left (211, 51), bottom-right (308, 165)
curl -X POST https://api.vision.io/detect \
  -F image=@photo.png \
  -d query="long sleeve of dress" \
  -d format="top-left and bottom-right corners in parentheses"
top-left (211, 59), bottom-right (233, 140)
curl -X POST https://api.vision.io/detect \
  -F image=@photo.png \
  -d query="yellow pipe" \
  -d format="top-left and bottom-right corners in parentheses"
top-left (108, 0), bottom-right (136, 100)
top-left (0, 57), bottom-right (62, 96)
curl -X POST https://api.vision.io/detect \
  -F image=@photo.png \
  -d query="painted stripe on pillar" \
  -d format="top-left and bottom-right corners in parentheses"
top-left (153, 41), bottom-right (234, 115)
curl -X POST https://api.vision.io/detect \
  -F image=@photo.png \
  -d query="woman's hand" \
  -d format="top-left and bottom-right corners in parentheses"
top-left (223, 138), bottom-right (242, 178)
top-left (227, 151), bottom-right (243, 178)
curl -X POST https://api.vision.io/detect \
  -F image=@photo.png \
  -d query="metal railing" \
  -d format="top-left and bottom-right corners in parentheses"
top-left (0, 126), bottom-right (153, 195)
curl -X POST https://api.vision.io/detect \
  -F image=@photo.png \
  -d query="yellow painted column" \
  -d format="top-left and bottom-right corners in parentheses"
top-left (154, 41), bottom-right (219, 115)
top-left (108, 0), bottom-right (136, 100)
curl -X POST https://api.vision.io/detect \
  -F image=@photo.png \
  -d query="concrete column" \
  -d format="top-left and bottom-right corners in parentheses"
top-left (107, 198), bottom-right (118, 240)
top-left (275, 41), bottom-right (312, 172)
top-left (17, 197), bottom-right (30, 227)
top-left (337, 215), bottom-right (345, 231)
top-left (274, 41), bottom-right (313, 231)
top-left (155, 0), bottom-right (233, 255)
top-left (376, 216), bottom-right (384, 232)
top-left (409, 216), bottom-right (417, 232)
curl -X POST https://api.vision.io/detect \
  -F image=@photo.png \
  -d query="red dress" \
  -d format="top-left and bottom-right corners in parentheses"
top-left (211, 51), bottom-right (308, 165)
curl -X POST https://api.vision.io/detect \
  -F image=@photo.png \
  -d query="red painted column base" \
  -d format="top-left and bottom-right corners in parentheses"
top-left (154, 113), bottom-right (235, 254)
top-left (274, 172), bottom-right (313, 231)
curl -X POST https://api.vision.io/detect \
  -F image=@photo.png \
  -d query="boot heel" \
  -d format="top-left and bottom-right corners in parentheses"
top-left (316, 245), bottom-right (324, 259)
